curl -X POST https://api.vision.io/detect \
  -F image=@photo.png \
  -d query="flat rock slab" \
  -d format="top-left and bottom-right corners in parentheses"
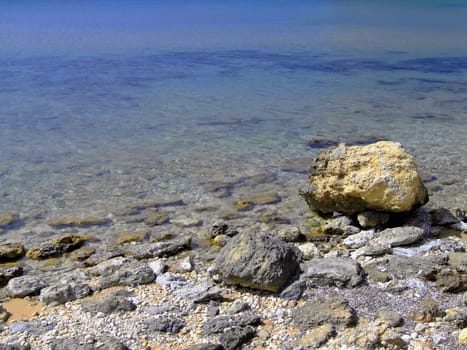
top-left (5, 275), bottom-right (48, 298)
top-left (292, 295), bottom-right (356, 331)
top-left (302, 257), bottom-right (364, 288)
top-left (212, 232), bottom-right (302, 292)
top-left (98, 261), bottom-right (155, 289)
top-left (202, 312), bottom-right (261, 336)
top-left (370, 226), bottom-right (425, 248)
top-left (40, 283), bottom-right (92, 306)
top-left (81, 290), bottom-right (136, 315)
top-left (129, 236), bottom-right (192, 259)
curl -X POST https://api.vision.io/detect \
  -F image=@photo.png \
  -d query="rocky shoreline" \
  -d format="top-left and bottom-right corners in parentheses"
top-left (0, 141), bottom-right (465, 350)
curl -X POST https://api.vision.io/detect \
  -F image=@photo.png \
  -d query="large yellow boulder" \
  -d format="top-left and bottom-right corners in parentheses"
top-left (301, 141), bottom-right (428, 214)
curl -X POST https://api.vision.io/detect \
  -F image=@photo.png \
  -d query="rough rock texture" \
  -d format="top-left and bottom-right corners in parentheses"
top-left (301, 141), bottom-right (428, 214)
top-left (81, 290), bottom-right (136, 315)
top-left (370, 226), bottom-right (425, 248)
top-left (0, 243), bottom-right (25, 262)
top-left (219, 325), bottom-right (256, 350)
top-left (145, 316), bottom-right (185, 333)
top-left (302, 257), bottom-right (364, 288)
top-left (0, 266), bottom-right (23, 287)
top-left (49, 337), bottom-right (128, 350)
top-left (202, 312), bottom-right (261, 336)
top-left (5, 275), bottom-right (48, 297)
top-left (40, 283), bottom-right (92, 306)
top-left (212, 232), bottom-right (302, 292)
top-left (26, 235), bottom-right (87, 260)
top-left (98, 261), bottom-right (155, 289)
top-left (129, 236), bottom-right (192, 259)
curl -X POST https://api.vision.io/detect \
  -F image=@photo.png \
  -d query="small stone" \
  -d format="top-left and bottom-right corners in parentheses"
top-left (0, 243), bottom-right (25, 262)
top-left (370, 226), bottom-right (425, 248)
top-left (219, 325), bottom-right (256, 350)
top-left (280, 279), bottom-right (307, 300)
top-left (322, 216), bottom-right (354, 235)
top-left (69, 247), bottom-right (95, 261)
top-left (297, 324), bottom-right (335, 348)
top-left (212, 234), bottom-right (229, 247)
top-left (430, 208), bottom-right (459, 226)
top-left (0, 266), bottom-right (23, 287)
top-left (148, 259), bottom-right (167, 275)
top-left (146, 316), bottom-right (185, 333)
top-left (202, 312), bottom-right (261, 336)
top-left (178, 256), bottom-right (194, 272)
top-left (208, 221), bottom-right (238, 239)
top-left (343, 230), bottom-right (376, 249)
top-left (129, 236), bottom-right (192, 259)
top-left (376, 310), bottom-right (403, 327)
top-left (98, 261), bottom-right (155, 289)
top-left (172, 217), bottom-right (203, 228)
top-left (459, 328), bottom-right (467, 344)
top-left (302, 257), bottom-right (364, 288)
top-left (260, 214), bottom-right (291, 225)
top-left (276, 227), bottom-right (305, 242)
top-left (0, 305), bottom-right (11, 323)
top-left (227, 301), bottom-right (251, 315)
top-left (408, 298), bottom-right (445, 323)
top-left (252, 192), bottom-right (282, 205)
top-left (357, 211), bottom-right (390, 228)
top-left (233, 200), bottom-right (255, 211)
top-left (5, 275), bottom-right (48, 297)
top-left (297, 242), bottom-right (320, 260)
top-left (144, 213), bottom-right (170, 226)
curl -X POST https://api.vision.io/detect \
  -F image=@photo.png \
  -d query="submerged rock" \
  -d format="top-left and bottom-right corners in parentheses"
top-left (0, 243), bottom-right (25, 262)
top-left (212, 232), bottom-right (302, 292)
top-left (0, 213), bottom-right (19, 227)
top-left (302, 257), bottom-right (364, 288)
top-left (26, 235), bottom-right (87, 260)
top-left (47, 217), bottom-right (109, 228)
top-left (300, 141), bottom-right (428, 214)
top-left (129, 236), bottom-right (192, 259)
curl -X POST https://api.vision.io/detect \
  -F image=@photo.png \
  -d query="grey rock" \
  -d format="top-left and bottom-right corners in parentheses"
top-left (87, 257), bottom-right (128, 276)
top-left (376, 309), bottom-right (403, 327)
top-left (83, 252), bottom-right (123, 267)
top-left (292, 295), bottom-right (355, 331)
top-left (146, 316), bottom-right (185, 333)
top-left (343, 230), bottom-right (376, 249)
top-left (9, 320), bottom-right (56, 335)
top-left (184, 345), bottom-right (223, 350)
top-left (0, 266), bottom-right (23, 287)
top-left (40, 283), bottom-right (92, 306)
top-left (279, 279), bottom-right (307, 300)
top-left (50, 337), bottom-right (128, 350)
top-left (156, 273), bottom-right (190, 289)
top-left (148, 259), bottom-right (167, 275)
top-left (297, 242), bottom-right (320, 260)
top-left (81, 290), bottom-right (136, 315)
top-left (370, 226), bottom-right (425, 248)
top-left (212, 232), bottom-right (302, 292)
top-left (130, 236), bottom-right (191, 259)
top-left (351, 243), bottom-right (392, 259)
top-left (219, 325), bottom-right (256, 350)
top-left (98, 261), bottom-right (155, 289)
top-left (357, 211), bottom-right (390, 228)
top-left (430, 208), bottom-right (459, 226)
top-left (227, 301), bottom-right (251, 315)
top-left (5, 275), bottom-right (48, 298)
top-left (0, 344), bottom-right (31, 350)
top-left (302, 257), bottom-right (364, 288)
top-left (276, 227), bottom-right (305, 242)
top-left (202, 312), bottom-right (260, 336)
top-left (192, 285), bottom-right (225, 303)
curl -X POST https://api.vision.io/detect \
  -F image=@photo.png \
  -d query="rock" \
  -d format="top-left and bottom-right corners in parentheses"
top-left (208, 221), bottom-right (238, 239)
top-left (115, 230), bottom-right (148, 244)
top-left (0, 213), bottom-right (19, 227)
top-left (430, 208), bottom-right (459, 226)
top-left (302, 257), bottom-right (364, 288)
top-left (148, 259), bottom-right (167, 275)
top-left (131, 198), bottom-right (185, 210)
top-left (50, 337), bottom-right (128, 350)
top-left (297, 242), bottom-right (320, 260)
top-left (357, 211), bottom-right (390, 228)
top-left (435, 268), bottom-right (467, 293)
top-left (0, 266), bottom-right (23, 287)
top-left (300, 141), bottom-right (428, 214)
top-left (81, 290), bottom-right (136, 315)
top-left (351, 243), bottom-right (392, 259)
top-left (447, 252), bottom-right (467, 270)
top-left (370, 226), bottom-right (425, 248)
top-left (233, 200), bottom-right (255, 211)
top-left (47, 217), bottom-right (109, 228)
top-left (322, 216), bottom-right (354, 235)
top-left (26, 235), bottom-right (87, 260)
top-left (408, 298), bottom-right (445, 323)
top-left (280, 279), bottom-right (307, 300)
top-left (211, 232), bottom-right (302, 292)
top-left (144, 213), bottom-right (170, 226)
top-left (129, 236), bottom-right (191, 259)
top-left (227, 301), bottom-right (251, 315)
top-left (0, 305), bottom-right (10, 323)
top-left (292, 295), bottom-right (355, 331)
top-left (376, 310), bottom-right (403, 327)
top-left (219, 325), bottom-right (256, 350)
top-left (191, 285), bottom-right (225, 304)
top-left (259, 214), bottom-right (291, 225)
top-left (296, 323), bottom-right (335, 348)
top-left (171, 217), bottom-right (203, 228)
top-left (343, 230), bottom-right (376, 249)
top-left (459, 328), bottom-right (467, 345)
top-left (9, 320), bottom-right (56, 335)
top-left (145, 316), bottom-right (185, 333)
top-left (40, 282), bottom-right (92, 306)
top-left (156, 273), bottom-right (190, 289)
top-left (252, 192), bottom-right (281, 205)
top-left (202, 312), bottom-right (260, 336)
top-left (83, 252), bottom-right (123, 267)
top-left (212, 235), bottom-right (229, 247)
top-left (362, 265), bottom-right (392, 283)
top-left (279, 157), bottom-right (314, 173)
top-left (69, 247), bottom-right (95, 261)
top-left (276, 227), bottom-right (305, 242)
top-left (0, 243), bottom-right (25, 262)
top-left (184, 345), bottom-right (223, 350)
top-left (98, 261), bottom-right (155, 289)
top-left (5, 275), bottom-right (48, 297)
top-left (0, 344), bottom-right (30, 350)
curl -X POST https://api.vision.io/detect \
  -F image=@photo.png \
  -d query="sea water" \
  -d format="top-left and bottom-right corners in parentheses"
top-left (0, 1), bottom-right (466, 232)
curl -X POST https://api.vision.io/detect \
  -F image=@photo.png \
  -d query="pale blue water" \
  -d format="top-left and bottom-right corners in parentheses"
top-left (0, 0), bottom-right (466, 218)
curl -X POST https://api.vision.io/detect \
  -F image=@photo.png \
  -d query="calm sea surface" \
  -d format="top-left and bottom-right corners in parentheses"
top-left (0, 1), bottom-right (466, 229)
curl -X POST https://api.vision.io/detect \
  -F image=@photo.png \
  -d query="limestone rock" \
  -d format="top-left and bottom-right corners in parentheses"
top-left (81, 290), bottom-right (136, 315)
top-left (0, 266), bottom-right (23, 287)
top-left (26, 235), bottom-right (87, 260)
top-left (212, 232), bottom-right (302, 292)
top-left (296, 323), bottom-right (335, 348)
top-left (302, 257), bottom-right (364, 288)
top-left (357, 211), bottom-right (390, 228)
top-left (40, 282), bottom-right (92, 306)
top-left (202, 312), bottom-right (260, 336)
top-left (5, 275), bottom-right (48, 297)
top-left (98, 260), bottom-right (155, 289)
top-left (129, 236), bottom-right (192, 259)
top-left (301, 141), bottom-right (428, 214)
top-left (0, 243), bottom-right (25, 262)
top-left (370, 226), bottom-right (425, 248)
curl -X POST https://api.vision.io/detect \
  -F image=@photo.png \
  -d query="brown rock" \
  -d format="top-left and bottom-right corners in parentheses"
top-left (0, 212), bottom-right (19, 227)
top-left (300, 141), bottom-right (428, 214)
top-left (0, 243), bottom-right (25, 262)
top-left (297, 324), bottom-right (335, 348)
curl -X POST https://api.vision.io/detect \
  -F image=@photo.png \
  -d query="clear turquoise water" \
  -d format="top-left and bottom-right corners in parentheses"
top-left (0, 0), bottom-right (466, 219)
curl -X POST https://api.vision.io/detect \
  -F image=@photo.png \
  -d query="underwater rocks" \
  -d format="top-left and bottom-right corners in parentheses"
top-left (0, 213), bottom-right (19, 227)
top-left (301, 141), bottom-right (428, 214)
top-left (26, 235), bottom-right (87, 260)
top-left (211, 232), bottom-right (302, 292)
top-left (46, 217), bottom-right (110, 228)
top-left (0, 243), bottom-right (25, 262)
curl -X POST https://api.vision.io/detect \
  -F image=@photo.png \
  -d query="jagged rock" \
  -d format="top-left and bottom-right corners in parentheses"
top-left (26, 235), bottom-right (87, 260)
top-left (208, 221), bottom-right (238, 239)
top-left (301, 141), bottom-right (428, 214)
top-left (292, 295), bottom-right (356, 331)
top-left (302, 257), bottom-right (364, 288)
top-left (81, 290), bottom-right (136, 315)
top-left (227, 301), bottom-right (251, 315)
top-left (370, 226), bottom-right (425, 248)
top-left (40, 282), bottom-right (92, 306)
top-left (0, 243), bottom-right (25, 262)
top-left (145, 316), bottom-right (185, 333)
top-left (202, 312), bottom-right (260, 336)
top-left (280, 279), bottom-right (307, 300)
top-left (296, 323), bottom-right (335, 348)
top-left (376, 309), bottom-right (403, 327)
top-left (5, 275), bottom-right (48, 297)
top-left (83, 252), bottom-right (123, 267)
top-left (98, 260), bottom-right (155, 289)
top-left (219, 325), bottom-right (256, 350)
top-left (211, 232), bottom-right (302, 292)
top-left (351, 243), bottom-right (392, 259)
top-left (0, 266), bottom-right (23, 287)
top-left (357, 211), bottom-right (390, 228)
top-left (408, 298), bottom-right (445, 322)
top-left (0, 344), bottom-right (31, 350)
top-left (276, 227), bottom-right (305, 242)
top-left (128, 236), bottom-right (191, 259)
top-left (322, 216), bottom-right (355, 235)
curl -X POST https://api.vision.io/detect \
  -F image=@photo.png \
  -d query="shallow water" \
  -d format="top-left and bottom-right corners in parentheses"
top-left (0, 1), bottom-right (466, 239)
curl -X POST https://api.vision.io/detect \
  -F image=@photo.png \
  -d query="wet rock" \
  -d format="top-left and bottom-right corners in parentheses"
top-left (69, 247), bottom-right (96, 261)
top-left (259, 214), bottom-right (291, 225)
top-left (83, 251), bottom-right (123, 267)
top-left (233, 200), bottom-right (255, 211)
top-left (0, 266), bottom-right (23, 287)
top-left (357, 211), bottom-right (390, 228)
top-left (218, 211), bottom-right (242, 220)
top-left (208, 221), bottom-right (238, 239)
top-left (370, 226), bottom-right (425, 248)
top-left (5, 275), bottom-right (48, 297)
top-left (144, 213), bottom-right (170, 226)
top-left (0, 213), bottom-right (19, 227)
top-left (212, 234), bottom-right (229, 247)
top-left (322, 216), bottom-right (354, 235)
top-left (279, 157), bottom-right (314, 173)
top-left (40, 282), bottom-right (92, 306)
top-left (301, 141), bottom-right (428, 214)
top-left (145, 316), bottom-right (185, 333)
top-left (131, 198), bottom-right (185, 210)
top-left (252, 192), bottom-right (281, 205)
top-left (0, 243), bottom-right (25, 262)
top-left (129, 236), bottom-right (191, 259)
top-left (219, 325), bottom-right (256, 350)
top-left (276, 227), bottom-right (305, 242)
top-left (302, 257), bottom-right (364, 288)
top-left (115, 230), bottom-right (148, 244)
top-left (47, 217), bottom-right (109, 228)
top-left (430, 208), bottom-right (459, 226)
top-left (26, 235), bottom-right (87, 260)
top-left (202, 312), bottom-right (260, 336)
top-left (307, 137), bottom-right (339, 149)
top-left (296, 323), bottom-right (335, 348)
top-left (212, 232), bottom-right (302, 292)
top-left (81, 290), bottom-right (136, 315)
top-left (98, 260), bottom-right (155, 289)
top-left (172, 217), bottom-right (203, 228)
top-left (292, 295), bottom-right (355, 331)
top-left (408, 298), bottom-right (445, 323)
top-left (297, 242), bottom-right (320, 260)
